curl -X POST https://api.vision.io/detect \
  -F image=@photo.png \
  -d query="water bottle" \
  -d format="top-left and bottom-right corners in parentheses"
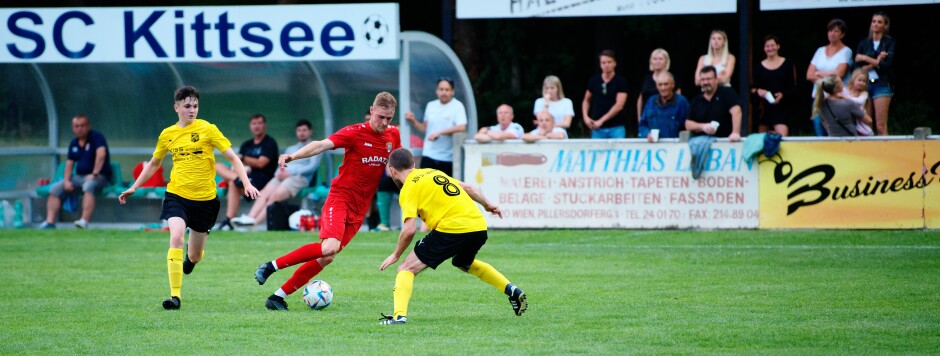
top-left (13, 200), bottom-right (24, 228)
top-left (0, 200), bottom-right (6, 228)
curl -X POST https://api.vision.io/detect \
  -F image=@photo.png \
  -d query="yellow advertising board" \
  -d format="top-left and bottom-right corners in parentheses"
top-left (759, 140), bottom-right (939, 229)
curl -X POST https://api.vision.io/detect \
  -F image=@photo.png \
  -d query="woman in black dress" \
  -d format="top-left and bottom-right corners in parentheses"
top-left (751, 35), bottom-right (797, 136)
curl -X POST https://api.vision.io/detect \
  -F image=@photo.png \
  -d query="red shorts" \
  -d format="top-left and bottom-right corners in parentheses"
top-left (317, 196), bottom-right (364, 251)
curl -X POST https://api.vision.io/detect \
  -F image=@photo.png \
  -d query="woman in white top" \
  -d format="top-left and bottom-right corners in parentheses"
top-left (694, 30), bottom-right (735, 87)
top-left (843, 69), bottom-right (874, 136)
top-left (532, 75), bottom-right (574, 129)
top-left (806, 19), bottom-right (852, 136)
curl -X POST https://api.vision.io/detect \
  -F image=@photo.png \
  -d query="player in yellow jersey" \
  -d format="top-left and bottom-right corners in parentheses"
top-left (378, 148), bottom-right (527, 325)
top-left (119, 86), bottom-right (260, 310)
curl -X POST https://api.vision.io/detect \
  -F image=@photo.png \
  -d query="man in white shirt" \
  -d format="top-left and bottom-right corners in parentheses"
top-left (523, 111), bottom-right (568, 143)
top-left (474, 104), bottom-right (524, 143)
top-left (404, 77), bottom-right (467, 176)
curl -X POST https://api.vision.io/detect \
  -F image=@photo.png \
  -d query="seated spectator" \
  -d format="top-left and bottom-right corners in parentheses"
top-left (215, 113), bottom-right (278, 230)
top-left (39, 114), bottom-right (113, 229)
top-left (533, 75), bottom-right (575, 128)
top-left (523, 111), bottom-right (568, 143)
top-left (232, 120), bottom-right (320, 227)
top-left (638, 71), bottom-right (688, 142)
top-left (814, 74), bottom-right (872, 137)
top-left (686, 66), bottom-right (742, 142)
top-left (843, 69), bottom-right (874, 136)
top-left (474, 104), bottom-right (524, 143)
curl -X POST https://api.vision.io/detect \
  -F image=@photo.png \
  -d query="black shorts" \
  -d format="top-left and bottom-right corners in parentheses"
top-left (413, 230), bottom-right (487, 269)
top-left (420, 157), bottom-right (453, 177)
top-left (160, 192), bottom-right (221, 233)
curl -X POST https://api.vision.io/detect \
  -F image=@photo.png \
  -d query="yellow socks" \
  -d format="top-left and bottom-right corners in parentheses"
top-left (393, 270), bottom-right (415, 319)
top-left (469, 260), bottom-right (511, 292)
top-left (167, 248), bottom-right (183, 298)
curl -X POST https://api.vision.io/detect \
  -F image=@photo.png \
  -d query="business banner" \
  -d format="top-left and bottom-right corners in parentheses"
top-left (758, 141), bottom-right (939, 229)
top-left (0, 4), bottom-right (399, 63)
top-left (463, 140), bottom-right (759, 229)
top-left (761, 0), bottom-right (936, 11)
top-left (925, 141), bottom-right (940, 229)
top-left (457, 0), bottom-right (736, 19)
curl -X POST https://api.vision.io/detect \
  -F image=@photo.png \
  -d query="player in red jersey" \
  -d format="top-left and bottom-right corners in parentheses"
top-left (254, 92), bottom-right (402, 310)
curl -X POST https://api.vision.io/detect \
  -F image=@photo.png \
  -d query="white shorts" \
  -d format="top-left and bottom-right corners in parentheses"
top-left (271, 175), bottom-right (309, 197)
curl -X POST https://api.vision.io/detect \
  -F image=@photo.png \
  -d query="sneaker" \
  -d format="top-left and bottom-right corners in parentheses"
top-left (74, 218), bottom-right (88, 229)
top-left (378, 313), bottom-right (407, 325)
top-left (255, 262), bottom-right (276, 285)
top-left (372, 224), bottom-right (390, 232)
top-left (37, 221), bottom-right (55, 229)
top-left (265, 295), bottom-right (288, 310)
top-left (162, 296), bottom-right (181, 310)
top-left (183, 254), bottom-right (196, 275)
top-left (507, 284), bottom-right (527, 316)
top-left (231, 215), bottom-right (257, 227)
top-left (215, 217), bottom-right (234, 231)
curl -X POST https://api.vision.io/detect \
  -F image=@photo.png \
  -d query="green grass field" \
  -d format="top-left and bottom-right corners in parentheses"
top-left (1, 229), bottom-right (938, 354)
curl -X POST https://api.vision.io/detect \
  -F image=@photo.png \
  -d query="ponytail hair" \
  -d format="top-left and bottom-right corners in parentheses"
top-left (812, 75), bottom-right (841, 117)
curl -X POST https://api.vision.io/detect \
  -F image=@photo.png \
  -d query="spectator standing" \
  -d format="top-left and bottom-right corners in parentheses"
top-left (215, 114), bottom-right (278, 230)
top-left (814, 75), bottom-right (872, 137)
top-left (637, 48), bottom-right (674, 121)
top-left (38, 114), bottom-right (112, 229)
top-left (695, 30), bottom-right (736, 87)
top-left (751, 35), bottom-right (797, 136)
top-left (405, 77), bottom-right (467, 176)
top-left (854, 11), bottom-right (895, 136)
top-left (582, 50), bottom-right (629, 139)
top-left (533, 75), bottom-right (575, 129)
top-left (686, 66), bottom-right (742, 142)
top-left (807, 19), bottom-right (852, 136)
top-left (232, 120), bottom-right (321, 227)
top-left (475, 104), bottom-right (524, 143)
top-left (522, 111), bottom-right (568, 143)
top-left (639, 71), bottom-right (689, 142)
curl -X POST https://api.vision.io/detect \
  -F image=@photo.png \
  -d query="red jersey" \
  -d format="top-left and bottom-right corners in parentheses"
top-left (327, 123), bottom-right (402, 216)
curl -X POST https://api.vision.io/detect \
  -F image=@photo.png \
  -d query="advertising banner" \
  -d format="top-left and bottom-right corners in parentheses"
top-left (457, 0), bottom-right (736, 19)
top-left (758, 141), bottom-right (939, 229)
top-left (761, 0), bottom-right (936, 11)
top-left (463, 140), bottom-right (759, 229)
top-left (0, 4), bottom-right (399, 63)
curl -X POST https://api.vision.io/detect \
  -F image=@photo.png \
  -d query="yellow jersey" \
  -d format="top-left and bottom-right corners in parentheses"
top-left (154, 119), bottom-right (232, 201)
top-left (399, 168), bottom-right (486, 233)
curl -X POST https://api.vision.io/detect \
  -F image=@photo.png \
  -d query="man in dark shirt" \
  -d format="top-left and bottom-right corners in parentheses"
top-left (686, 66), bottom-right (742, 142)
top-left (39, 114), bottom-right (112, 229)
top-left (582, 50), bottom-right (629, 139)
top-left (215, 113), bottom-right (278, 230)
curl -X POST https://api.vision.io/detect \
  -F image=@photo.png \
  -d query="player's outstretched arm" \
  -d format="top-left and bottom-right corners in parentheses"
top-left (280, 139), bottom-right (335, 168)
top-left (459, 182), bottom-right (502, 218)
top-left (380, 218), bottom-right (418, 271)
top-left (119, 156), bottom-right (163, 205)
top-left (222, 148), bottom-right (260, 199)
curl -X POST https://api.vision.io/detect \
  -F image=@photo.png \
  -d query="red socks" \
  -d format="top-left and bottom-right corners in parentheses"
top-left (281, 260), bottom-right (325, 295)
top-left (275, 243), bottom-right (322, 269)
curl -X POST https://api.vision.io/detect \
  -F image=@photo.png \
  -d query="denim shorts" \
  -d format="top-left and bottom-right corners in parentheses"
top-left (868, 80), bottom-right (894, 99)
top-left (591, 125), bottom-right (625, 139)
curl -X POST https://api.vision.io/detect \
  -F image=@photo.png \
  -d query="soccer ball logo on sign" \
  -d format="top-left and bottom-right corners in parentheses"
top-left (362, 15), bottom-right (389, 48)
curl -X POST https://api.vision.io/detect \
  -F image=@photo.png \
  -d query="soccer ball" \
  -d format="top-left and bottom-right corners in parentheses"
top-left (302, 280), bottom-right (333, 310)
top-left (362, 15), bottom-right (390, 48)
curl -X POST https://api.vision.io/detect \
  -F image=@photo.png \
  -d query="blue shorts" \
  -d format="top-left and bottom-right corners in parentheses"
top-left (868, 80), bottom-right (893, 99)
